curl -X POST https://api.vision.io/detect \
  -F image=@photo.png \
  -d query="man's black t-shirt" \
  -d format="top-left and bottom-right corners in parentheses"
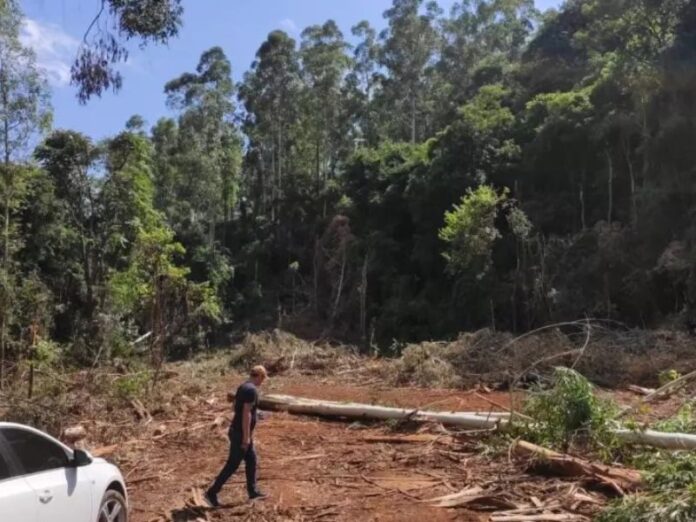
top-left (230, 381), bottom-right (258, 435)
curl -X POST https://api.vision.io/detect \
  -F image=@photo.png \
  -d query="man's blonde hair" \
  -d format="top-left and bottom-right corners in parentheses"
top-left (250, 365), bottom-right (268, 379)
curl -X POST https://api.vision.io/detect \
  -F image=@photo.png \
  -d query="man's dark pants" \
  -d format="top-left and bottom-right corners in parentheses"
top-left (209, 431), bottom-right (257, 497)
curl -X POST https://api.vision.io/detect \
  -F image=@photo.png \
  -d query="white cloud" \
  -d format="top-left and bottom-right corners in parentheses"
top-left (279, 18), bottom-right (298, 34)
top-left (20, 18), bottom-right (79, 87)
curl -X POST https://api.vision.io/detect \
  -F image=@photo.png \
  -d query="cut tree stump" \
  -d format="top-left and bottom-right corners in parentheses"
top-left (512, 441), bottom-right (642, 495)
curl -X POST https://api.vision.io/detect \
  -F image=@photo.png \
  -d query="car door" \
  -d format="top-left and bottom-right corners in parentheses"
top-left (0, 438), bottom-right (37, 522)
top-left (0, 427), bottom-right (93, 522)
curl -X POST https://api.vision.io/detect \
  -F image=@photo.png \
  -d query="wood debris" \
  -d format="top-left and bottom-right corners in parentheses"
top-left (512, 440), bottom-right (642, 494)
top-left (427, 486), bottom-right (517, 509)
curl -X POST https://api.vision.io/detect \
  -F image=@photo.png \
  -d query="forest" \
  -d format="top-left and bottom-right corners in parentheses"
top-left (2, 0), bottom-right (696, 382)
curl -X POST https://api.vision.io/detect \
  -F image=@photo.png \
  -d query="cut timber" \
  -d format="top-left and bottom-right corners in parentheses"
top-left (259, 394), bottom-right (508, 430)
top-left (617, 369), bottom-right (696, 418)
top-left (643, 369), bottom-right (696, 402)
top-left (91, 444), bottom-right (118, 458)
top-left (627, 385), bottom-right (654, 396)
top-left (513, 441), bottom-right (642, 495)
top-left (428, 487), bottom-right (518, 509)
top-left (364, 433), bottom-right (441, 444)
top-left (259, 393), bottom-right (696, 452)
top-left (613, 429), bottom-right (696, 450)
top-left (427, 486), bottom-right (484, 507)
top-left (491, 515), bottom-right (589, 522)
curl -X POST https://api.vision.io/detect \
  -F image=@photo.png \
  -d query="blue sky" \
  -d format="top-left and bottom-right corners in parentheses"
top-left (19, 0), bottom-right (561, 140)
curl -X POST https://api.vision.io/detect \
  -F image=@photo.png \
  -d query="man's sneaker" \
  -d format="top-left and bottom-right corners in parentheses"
top-left (204, 490), bottom-right (220, 508)
top-left (249, 490), bottom-right (267, 501)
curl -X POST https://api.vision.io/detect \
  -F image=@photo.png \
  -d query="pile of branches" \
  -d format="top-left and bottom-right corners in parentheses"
top-left (229, 329), bottom-right (360, 375)
top-left (394, 322), bottom-right (696, 389)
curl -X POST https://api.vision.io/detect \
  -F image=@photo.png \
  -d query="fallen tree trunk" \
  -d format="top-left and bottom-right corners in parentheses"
top-left (259, 394), bottom-right (696, 451)
top-left (512, 440), bottom-right (642, 494)
top-left (613, 429), bottom-right (696, 450)
top-left (627, 384), bottom-right (654, 396)
top-left (491, 515), bottom-right (588, 522)
top-left (617, 369), bottom-right (696, 419)
top-left (259, 394), bottom-right (508, 430)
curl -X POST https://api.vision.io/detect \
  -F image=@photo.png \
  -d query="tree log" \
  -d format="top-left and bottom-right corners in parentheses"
top-left (258, 394), bottom-right (696, 451)
top-left (512, 440), bottom-right (642, 494)
top-left (491, 515), bottom-right (588, 522)
top-left (259, 394), bottom-right (508, 430)
top-left (613, 429), bottom-right (696, 450)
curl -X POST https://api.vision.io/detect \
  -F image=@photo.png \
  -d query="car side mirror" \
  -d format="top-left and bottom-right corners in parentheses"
top-left (70, 449), bottom-right (92, 467)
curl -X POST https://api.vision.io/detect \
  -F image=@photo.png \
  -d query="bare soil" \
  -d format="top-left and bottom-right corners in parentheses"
top-left (98, 371), bottom-right (603, 522)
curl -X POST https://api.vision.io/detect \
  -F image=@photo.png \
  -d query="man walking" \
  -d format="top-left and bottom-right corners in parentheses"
top-left (205, 365), bottom-right (268, 506)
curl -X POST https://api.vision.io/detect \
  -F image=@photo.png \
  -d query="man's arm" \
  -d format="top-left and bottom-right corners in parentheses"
top-left (242, 402), bottom-right (252, 449)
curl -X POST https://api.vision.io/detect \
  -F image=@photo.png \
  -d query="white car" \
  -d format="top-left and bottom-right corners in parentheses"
top-left (0, 422), bottom-right (128, 522)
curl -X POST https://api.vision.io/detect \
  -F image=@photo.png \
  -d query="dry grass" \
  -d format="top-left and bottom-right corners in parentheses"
top-left (391, 327), bottom-right (696, 389)
top-left (228, 329), bottom-right (359, 375)
top-left (393, 343), bottom-right (461, 388)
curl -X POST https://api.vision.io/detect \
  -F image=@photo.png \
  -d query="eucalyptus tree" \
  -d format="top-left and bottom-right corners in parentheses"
top-left (239, 31), bottom-right (302, 220)
top-left (72, 0), bottom-right (184, 103)
top-left (300, 20), bottom-right (353, 182)
top-left (378, 0), bottom-right (442, 142)
top-left (0, 0), bottom-right (51, 388)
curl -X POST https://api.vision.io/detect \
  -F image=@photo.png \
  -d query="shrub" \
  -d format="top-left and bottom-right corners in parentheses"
top-left (598, 492), bottom-right (696, 522)
top-left (653, 402), bottom-right (696, 433)
top-left (658, 369), bottom-right (682, 387)
top-left (519, 367), bottom-right (618, 453)
top-left (112, 371), bottom-right (151, 400)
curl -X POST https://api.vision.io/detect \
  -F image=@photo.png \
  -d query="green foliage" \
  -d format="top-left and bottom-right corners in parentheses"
top-left (0, 0), bottom-right (52, 163)
top-left (653, 402), bottom-right (696, 434)
top-left (600, 451), bottom-right (696, 522)
top-left (439, 185), bottom-right (507, 276)
top-left (71, 0), bottom-right (183, 102)
top-left (460, 85), bottom-right (516, 135)
top-left (659, 369), bottom-right (682, 387)
top-left (112, 371), bottom-right (151, 400)
top-left (640, 452), bottom-right (696, 491)
top-left (520, 367), bottom-right (618, 453)
top-left (598, 492), bottom-right (696, 522)
top-left (4, 0), bottom-right (696, 380)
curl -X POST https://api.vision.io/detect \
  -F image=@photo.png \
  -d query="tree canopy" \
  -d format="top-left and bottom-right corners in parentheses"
top-left (2, 0), bottom-right (696, 375)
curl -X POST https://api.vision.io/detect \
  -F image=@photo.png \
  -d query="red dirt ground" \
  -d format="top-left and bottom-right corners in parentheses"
top-left (127, 375), bottom-right (514, 521)
top-left (104, 371), bottom-right (603, 522)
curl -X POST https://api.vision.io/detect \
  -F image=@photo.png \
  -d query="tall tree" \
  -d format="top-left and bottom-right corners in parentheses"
top-left (378, 0), bottom-right (441, 142)
top-left (239, 31), bottom-right (302, 219)
top-left (300, 20), bottom-right (352, 182)
top-left (35, 131), bottom-right (100, 323)
top-left (164, 47), bottom-right (241, 244)
top-left (438, 0), bottom-right (536, 110)
top-left (346, 21), bottom-right (381, 146)
top-left (0, 0), bottom-right (50, 388)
